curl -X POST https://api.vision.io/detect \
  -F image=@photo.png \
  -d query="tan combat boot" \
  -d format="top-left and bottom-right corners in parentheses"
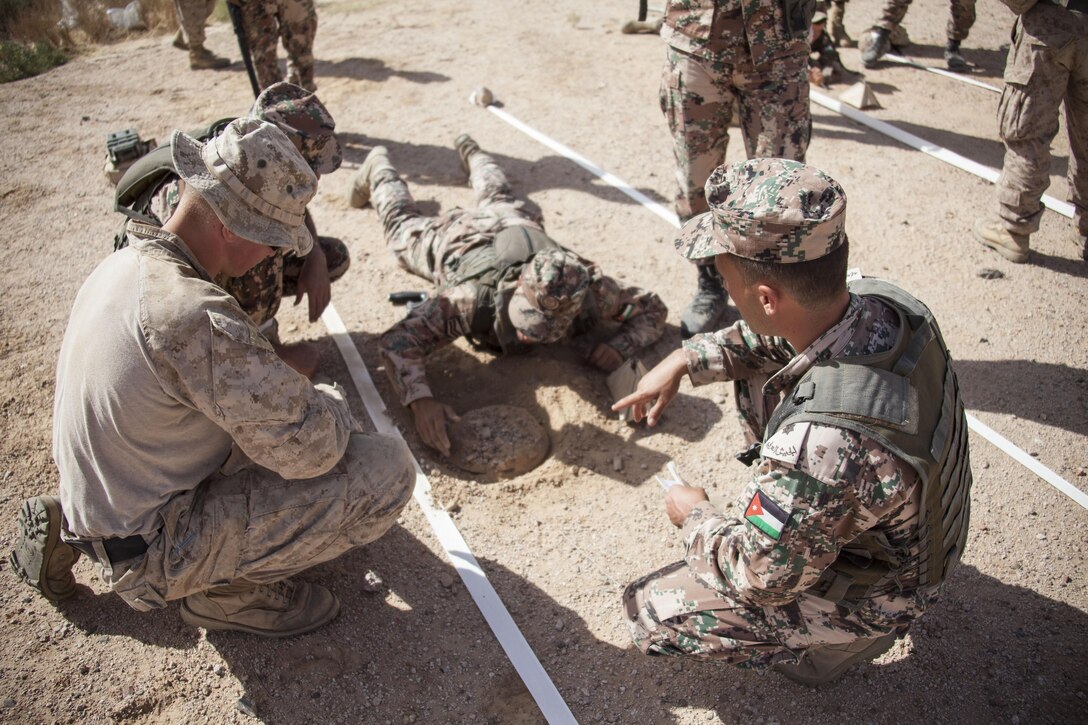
top-left (350, 146), bottom-right (396, 208)
top-left (180, 579), bottom-right (340, 637)
top-left (828, 2), bottom-right (855, 48)
top-left (774, 633), bottom-right (896, 686)
top-left (9, 496), bottom-right (81, 601)
top-left (189, 45), bottom-right (231, 70)
top-left (973, 218), bottom-right (1029, 263)
top-left (454, 133), bottom-right (481, 176)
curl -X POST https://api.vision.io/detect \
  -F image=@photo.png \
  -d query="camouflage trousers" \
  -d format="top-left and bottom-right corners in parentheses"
top-left (219, 233), bottom-right (350, 328)
top-left (370, 151), bottom-right (543, 286)
top-left (174, 0), bottom-right (217, 47)
top-left (241, 0), bottom-right (318, 91)
top-left (875, 0), bottom-right (976, 43)
top-left (623, 559), bottom-right (894, 671)
top-left (996, 15), bottom-right (1088, 238)
top-left (104, 433), bottom-right (415, 611)
top-left (661, 47), bottom-right (811, 220)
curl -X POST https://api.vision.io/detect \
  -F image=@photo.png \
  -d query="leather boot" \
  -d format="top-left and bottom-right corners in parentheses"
top-left (454, 133), bottom-right (481, 175)
top-left (774, 633), bottom-right (896, 686)
top-left (944, 40), bottom-right (968, 72)
top-left (860, 27), bottom-right (891, 68)
top-left (680, 264), bottom-right (728, 338)
top-left (973, 218), bottom-right (1029, 263)
top-left (350, 146), bottom-right (396, 208)
top-left (828, 2), bottom-right (854, 48)
top-left (9, 496), bottom-right (81, 601)
top-left (180, 579), bottom-right (340, 637)
top-left (189, 45), bottom-right (231, 70)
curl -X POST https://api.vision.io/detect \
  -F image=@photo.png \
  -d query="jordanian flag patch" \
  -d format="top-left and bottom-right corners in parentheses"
top-left (744, 490), bottom-right (790, 541)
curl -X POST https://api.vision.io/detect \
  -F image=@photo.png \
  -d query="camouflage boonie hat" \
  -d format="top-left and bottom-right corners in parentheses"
top-left (173, 118), bottom-right (317, 255)
top-left (675, 158), bottom-right (847, 264)
top-left (508, 249), bottom-right (590, 343)
top-left (250, 82), bottom-right (341, 175)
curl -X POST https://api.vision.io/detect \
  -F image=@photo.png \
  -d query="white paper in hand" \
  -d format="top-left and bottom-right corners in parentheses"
top-left (655, 461), bottom-right (686, 490)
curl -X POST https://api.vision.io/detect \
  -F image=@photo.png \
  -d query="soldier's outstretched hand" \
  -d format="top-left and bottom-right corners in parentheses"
top-left (611, 348), bottom-right (688, 427)
top-left (409, 396), bottom-right (462, 456)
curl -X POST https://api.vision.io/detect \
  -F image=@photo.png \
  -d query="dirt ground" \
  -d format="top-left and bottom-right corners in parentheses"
top-left (1, 0), bottom-right (1087, 722)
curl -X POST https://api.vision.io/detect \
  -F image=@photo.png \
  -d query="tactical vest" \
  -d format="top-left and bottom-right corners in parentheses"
top-left (442, 225), bottom-right (593, 354)
top-left (112, 117), bottom-right (234, 250)
top-left (763, 278), bottom-right (972, 606)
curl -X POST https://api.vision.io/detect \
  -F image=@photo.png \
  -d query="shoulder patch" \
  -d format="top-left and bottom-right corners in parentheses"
top-left (761, 421), bottom-right (810, 466)
top-left (744, 490), bottom-right (790, 541)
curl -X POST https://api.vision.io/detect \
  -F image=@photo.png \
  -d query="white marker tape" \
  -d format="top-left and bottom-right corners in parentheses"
top-left (884, 54), bottom-right (1001, 93)
top-left (480, 102), bottom-right (1086, 511)
top-left (321, 303), bottom-right (578, 724)
top-left (810, 89), bottom-right (1075, 218)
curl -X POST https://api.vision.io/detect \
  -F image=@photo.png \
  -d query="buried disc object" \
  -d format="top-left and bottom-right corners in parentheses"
top-left (448, 405), bottom-right (549, 479)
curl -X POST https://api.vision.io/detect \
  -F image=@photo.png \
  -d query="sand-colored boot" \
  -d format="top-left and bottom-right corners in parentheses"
top-left (350, 146), bottom-right (396, 208)
top-left (189, 45), bottom-right (231, 70)
top-left (774, 633), bottom-right (896, 686)
top-left (9, 496), bottom-right (81, 602)
top-left (454, 133), bottom-right (481, 175)
top-left (828, 2), bottom-right (855, 48)
top-left (860, 27), bottom-right (891, 68)
top-left (944, 41), bottom-right (968, 73)
top-left (973, 218), bottom-right (1029, 263)
top-left (180, 579), bottom-right (340, 637)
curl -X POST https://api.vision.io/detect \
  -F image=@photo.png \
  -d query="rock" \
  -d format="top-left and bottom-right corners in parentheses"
top-left (361, 569), bottom-right (384, 593)
top-left (439, 573), bottom-right (455, 589)
top-left (212, 664), bottom-right (226, 677)
top-left (612, 456), bottom-right (623, 472)
top-left (554, 619), bottom-right (565, 631)
top-left (712, 395), bottom-right (726, 405)
top-left (2, 699), bottom-right (15, 708)
top-left (977, 268), bottom-right (1005, 280)
top-left (471, 86), bottom-right (494, 107)
top-left (1077, 468), bottom-right (1086, 477)
top-left (235, 697), bottom-right (258, 718)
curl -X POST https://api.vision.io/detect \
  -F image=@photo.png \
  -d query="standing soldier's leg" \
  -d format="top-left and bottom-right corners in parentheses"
top-left (875, 0), bottom-right (911, 32)
top-left (862, 0), bottom-right (910, 67)
top-left (736, 53), bottom-right (811, 162)
top-left (243, 0), bottom-right (283, 89)
top-left (943, 0), bottom-right (975, 72)
top-left (1066, 35), bottom-right (1088, 258)
top-left (279, 0), bottom-right (317, 91)
top-left (177, 0), bottom-right (229, 69)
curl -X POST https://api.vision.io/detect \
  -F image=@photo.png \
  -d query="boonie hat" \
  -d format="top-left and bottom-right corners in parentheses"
top-left (250, 82), bottom-right (341, 175)
top-left (173, 117), bottom-right (317, 255)
top-left (675, 158), bottom-right (847, 264)
top-left (508, 248), bottom-right (590, 343)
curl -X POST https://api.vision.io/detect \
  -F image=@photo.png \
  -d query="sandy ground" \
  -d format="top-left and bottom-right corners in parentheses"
top-left (1, 0), bottom-right (1087, 722)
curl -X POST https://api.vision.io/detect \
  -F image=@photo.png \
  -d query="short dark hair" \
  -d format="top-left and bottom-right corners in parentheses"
top-left (730, 238), bottom-right (849, 307)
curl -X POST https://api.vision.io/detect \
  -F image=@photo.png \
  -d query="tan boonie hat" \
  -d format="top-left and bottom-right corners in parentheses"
top-left (173, 118), bottom-right (317, 255)
top-left (250, 81), bottom-right (341, 175)
top-left (508, 249), bottom-right (590, 343)
top-left (675, 158), bottom-right (847, 264)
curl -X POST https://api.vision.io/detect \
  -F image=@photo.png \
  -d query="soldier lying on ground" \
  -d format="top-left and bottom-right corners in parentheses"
top-left (9, 119), bottom-right (414, 637)
top-left (615, 158), bottom-right (973, 685)
top-left (114, 82), bottom-right (349, 378)
top-left (350, 135), bottom-right (669, 455)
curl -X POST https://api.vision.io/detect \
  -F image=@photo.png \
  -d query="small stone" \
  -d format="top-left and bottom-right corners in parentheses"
top-left (446, 501), bottom-right (462, 514)
top-left (982, 461), bottom-right (990, 469)
top-left (235, 697), bottom-right (258, 718)
top-left (2, 699), bottom-right (15, 708)
top-left (554, 619), bottom-right (565, 631)
top-left (977, 268), bottom-right (1005, 280)
top-left (361, 569), bottom-right (384, 593)
top-left (1077, 468), bottom-right (1086, 477)
top-left (479, 427), bottom-right (492, 439)
top-left (471, 86), bottom-right (494, 107)
top-left (212, 664), bottom-right (226, 677)
top-left (571, 466), bottom-right (581, 477)
top-left (612, 456), bottom-right (623, 472)
top-left (1036, 533), bottom-right (1046, 540)
top-left (439, 573), bottom-right (455, 589)
top-left (712, 395), bottom-right (726, 405)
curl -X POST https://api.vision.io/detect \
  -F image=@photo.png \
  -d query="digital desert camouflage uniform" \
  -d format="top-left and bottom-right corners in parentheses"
top-left (659, 0), bottom-right (812, 220)
top-left (368, 145), bottom-right (668, 407)
top-left (136, 82), bottom-right (348, 329)
top-left (234, 0), bottom-right (319, 91)
top-left (625, 159), bottom-right (971, 673)
top-left (873, 0), bottom-right (976, 44)
top-left (994, 1), bottom-right (1088, 246)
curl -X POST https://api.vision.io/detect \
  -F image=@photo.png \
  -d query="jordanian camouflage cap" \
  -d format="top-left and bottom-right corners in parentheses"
top-left (675, 158), bottom-right (847, 264)
top-left (508, 249), bottom-right (590, 343)
top-left (173, 118), bottom-right (317, 255)
top-left (250, 82), bottom-right (341, 175)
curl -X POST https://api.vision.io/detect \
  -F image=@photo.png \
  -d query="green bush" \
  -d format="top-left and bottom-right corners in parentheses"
top-left (0, 39), bottom-right (67, 83)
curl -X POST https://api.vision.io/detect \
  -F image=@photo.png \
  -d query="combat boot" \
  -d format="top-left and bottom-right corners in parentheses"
top-left (773, 633), bottom-right (896, 686)
top-left (180, 579), bottom-right (340, 637)
top-left (189, 45), bottom-right (231, 70)
top-left (454, 133), bottom-right (481, 176)
top-left (860, 27), bottom-right (891, 68)
top-left (172, 28), bottom-right (187, 50)
top-left (680, 264), bottom-right (728, 338)
top-left (973, 218), bottom-right (1029, 263)
top-left (828, 2), bottom-right (855, 48)
top-left (350, 146), bottom-right (396, 208)
top-left (9, 496), bottom-right (81, 602)
top-left (944, 41), bottom-right (968, 73)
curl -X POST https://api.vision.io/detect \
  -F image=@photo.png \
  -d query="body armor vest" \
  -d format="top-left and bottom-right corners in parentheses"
top-left (764, 279), bottom-right (972, 605)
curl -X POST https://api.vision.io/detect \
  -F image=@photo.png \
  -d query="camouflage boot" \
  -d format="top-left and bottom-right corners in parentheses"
top-left (172, 28), bottom-right (188, 50)
top-left (828, 2), bottom-right (854, 48)
top-left (350, 146), bottom-right (396, 208)
top-left (973, 218), bottom-right (1029, 263)
top-left (180, 579), bottom-right (340, 637)
top-left (680, 264), bottom-right (728, 339)
top-left (944, 41), bottom-right (968, 73)
top-left (860, 27), bottom-right (891, 68)
top-left (454, 133), bottom-right (481, 175)
top-left (189, 45), bottom-right (231, 70)
top-left (774, 633), bottom-right (896, 686)
top-left (9, 496), bottom-right (81, 602)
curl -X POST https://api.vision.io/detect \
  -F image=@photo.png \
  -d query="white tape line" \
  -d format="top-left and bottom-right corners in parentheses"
top-left (321, 303), bottom-right (578, 725)
top-left (884, 54), bottom-right (1001, 93)
top-left (810, 89), bottom-right (1075, 219)
top-left (481, 102), bottom-right (1086, 510)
